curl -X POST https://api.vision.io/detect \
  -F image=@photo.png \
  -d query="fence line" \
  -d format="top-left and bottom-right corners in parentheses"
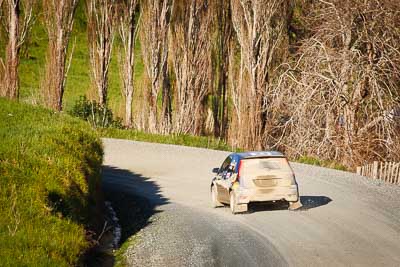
top-left (356, 161), bottom-right (400, 185)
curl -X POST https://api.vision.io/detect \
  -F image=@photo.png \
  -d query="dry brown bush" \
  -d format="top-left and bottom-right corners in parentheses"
top-left (272, 0), bottom-right (400, 168)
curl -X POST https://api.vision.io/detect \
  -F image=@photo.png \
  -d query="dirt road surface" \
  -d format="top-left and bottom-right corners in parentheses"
top-left (102, 138), bottom-right (400, 266)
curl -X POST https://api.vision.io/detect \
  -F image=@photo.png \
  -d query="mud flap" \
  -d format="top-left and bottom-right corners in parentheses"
top-left (288, 200), bottom-right (303, 211)
top-left (236, 203), bottom-right (248, 213)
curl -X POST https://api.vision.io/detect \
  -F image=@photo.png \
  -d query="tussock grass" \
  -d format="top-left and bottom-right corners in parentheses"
top-left (297, 156), bottom-right (347, 171)
top-left (0, 98), bottom-right (103, 266)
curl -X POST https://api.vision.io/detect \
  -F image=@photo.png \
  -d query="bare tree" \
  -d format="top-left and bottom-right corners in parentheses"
top-left (87, 0), bottom-right (115, 107)
top-left (118, 0), bottom-right (138, 128)
top-left (275, 0), bottom-right (400, 167)
top-left (170, 0), bottom-right (212, 135)
top-left (0, 0), bottom-right (34, 99)
top-left (211, 0), bottom-right (232, 138)
top-left (230, 0), bottom-right (290, 150)
top-left (231, 0), bottom-right (290, 149)
top-left (140, 0), bottom-right (173, 133)
top-left (42, 0), bottom-right (79, 111)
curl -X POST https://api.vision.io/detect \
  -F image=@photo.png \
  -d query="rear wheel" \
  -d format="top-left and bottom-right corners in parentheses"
top-left (288, 200), bottom-right (303, 211)
top-left (211, 186), bottom-right (223, 208)
top-left (230, 191), bottom-right (238, 214)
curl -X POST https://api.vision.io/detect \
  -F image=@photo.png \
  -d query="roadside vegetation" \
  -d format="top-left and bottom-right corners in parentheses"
top-left (0, 98), bottom-right (103, 266)
top-left (1, 1), bottom-right (399, 170)
top-left (99, 128), bottom-right (234, 152)
top-left (69, 94), bottom-right (350, 170)
top-left (68, 96), bottom-right (349, 171)
top-left (3, 1), bottom-right (393, 265)
top-left (100, 127), bottom-right (347, 170)
top-left (68, 95), bottom-right (235, 152)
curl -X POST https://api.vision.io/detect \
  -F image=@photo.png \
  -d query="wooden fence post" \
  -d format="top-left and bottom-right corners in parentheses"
top-left (386, 162), bottom-right (390, 182)
top-left (397, 164), bottom-right (400, 184)
top-left (389, 162), bottom-right (394, 183)
top-left (357, 161), bottom-right (399, 185)
top-left (383, 162), bottom-right (387, 181)
top-left (391, 163), bottom-right (397, 184)
top-left (389, 163), bottom-right (393, 184)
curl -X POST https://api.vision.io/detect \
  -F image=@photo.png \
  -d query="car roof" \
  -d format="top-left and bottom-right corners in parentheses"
top-left (232, 151), bottom-right (285, 160)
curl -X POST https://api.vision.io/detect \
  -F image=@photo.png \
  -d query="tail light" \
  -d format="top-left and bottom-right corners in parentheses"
top-left (237, 160), bottom-right (243, 182)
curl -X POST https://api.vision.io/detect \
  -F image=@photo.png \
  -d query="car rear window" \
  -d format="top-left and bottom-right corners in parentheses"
top-left (241, 157), bottom-right (292, 176)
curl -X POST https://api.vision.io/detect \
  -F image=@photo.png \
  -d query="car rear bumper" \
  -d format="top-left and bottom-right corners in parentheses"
top-left (235, 185), bottom-right (299, 204)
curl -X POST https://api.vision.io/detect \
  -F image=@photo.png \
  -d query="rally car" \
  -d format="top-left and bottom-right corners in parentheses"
top-left (210, 151), bottom-right (302, 214)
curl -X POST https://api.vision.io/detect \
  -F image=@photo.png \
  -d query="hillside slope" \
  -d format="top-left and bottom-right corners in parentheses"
top-left (0, 98), bottom-right (103, 266)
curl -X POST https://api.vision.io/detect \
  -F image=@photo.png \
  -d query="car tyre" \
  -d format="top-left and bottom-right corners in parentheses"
top-left (230, 191), bottom-right (238, 214)
top-left (211, 185), bottom-right (223, 208)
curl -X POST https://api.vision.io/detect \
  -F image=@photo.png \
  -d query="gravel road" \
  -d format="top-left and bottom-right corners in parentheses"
top-left (102, 138), bottom-right (400, 266)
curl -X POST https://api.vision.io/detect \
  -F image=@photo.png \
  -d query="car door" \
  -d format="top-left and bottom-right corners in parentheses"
top-left (215, 156), bottom-right (231, 203)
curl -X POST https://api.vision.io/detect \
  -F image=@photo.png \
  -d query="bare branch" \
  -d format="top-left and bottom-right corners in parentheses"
top-left (87, 0), bottom-right (116, 107)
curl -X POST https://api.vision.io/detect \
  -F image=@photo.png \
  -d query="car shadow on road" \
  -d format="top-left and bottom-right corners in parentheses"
top-left (247, 201), bottom-right (291, 213)
top-left (95, 165), bottom-right (169, 266)
top-left (298, 195), bottom-right (332, 210)
top-left (247, 195), bottom-right (332, 213)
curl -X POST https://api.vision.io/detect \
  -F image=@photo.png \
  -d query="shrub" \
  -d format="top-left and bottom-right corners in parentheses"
top-left (69, 95), bottom-right (123, 129)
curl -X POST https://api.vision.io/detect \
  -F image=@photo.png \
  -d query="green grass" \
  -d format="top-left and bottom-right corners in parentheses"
top-left (0, 98), bottom-right (103, 266)
top-left (114, 235), bottom-right (140, 267)
top-left (297, 156), bottom-right (347, 171)
top-left (11, 2), bottom-right (145, 116)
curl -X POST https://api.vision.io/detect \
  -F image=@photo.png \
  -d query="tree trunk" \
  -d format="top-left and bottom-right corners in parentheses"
top-left (161, 67), bottom-right (172, 133)
top-left (230, 0), bottom-right (289, 150)
top-left (42, 0), bottom-right (78, 111)
top-left (140, 0), bottom-right (172, 133)
top-left (125, 85), bottom-right (133, 128)
top-left (87, 0), bottom-right (114, 107)
top-left (119, 0), bottom-right (137, 128)
top-left (171, 0), bottom-right (212, 135)
top-left (212, 0), bottom-right (231, 138)
top-left (3, 0), bottom-right (19, 99)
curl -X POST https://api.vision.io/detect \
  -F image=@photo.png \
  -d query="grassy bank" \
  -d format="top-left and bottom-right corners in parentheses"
top-left (0, 98), bottom-right (103, 266)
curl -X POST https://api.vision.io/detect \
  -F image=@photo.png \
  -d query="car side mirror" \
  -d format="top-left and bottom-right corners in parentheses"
top-left (212, 167), bottom-right (219, 174)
